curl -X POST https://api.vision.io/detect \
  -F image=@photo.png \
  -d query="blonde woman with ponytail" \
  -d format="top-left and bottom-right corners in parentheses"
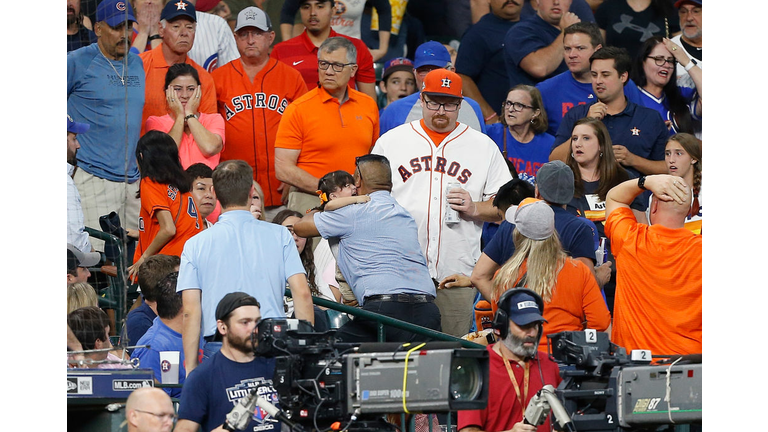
top-left (491, 198), bottom-right (611, 351)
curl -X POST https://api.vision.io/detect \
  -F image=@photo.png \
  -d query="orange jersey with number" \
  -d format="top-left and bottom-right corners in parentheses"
top-left (134, 178), bottom-right (203, 262)
top-left (212, 58), bottom-right (308, 207)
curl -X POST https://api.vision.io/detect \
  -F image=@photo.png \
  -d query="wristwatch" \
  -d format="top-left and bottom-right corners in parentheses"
top-left (184, 113), bottom-right (197, 123)
top-left (684, 58), bottom-right (698, 71)
top-left (637, 176), bottom-right (647, 190)
top-left (148, 34), bottom-right (162, 41)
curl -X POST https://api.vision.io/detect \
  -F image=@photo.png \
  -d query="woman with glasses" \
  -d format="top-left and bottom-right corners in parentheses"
top-left (145, 63), bottom-right (225, 169)
top-left (631, 36), bottom-right (702, 136)
top-left (485, 85), bottom-right (554, 186)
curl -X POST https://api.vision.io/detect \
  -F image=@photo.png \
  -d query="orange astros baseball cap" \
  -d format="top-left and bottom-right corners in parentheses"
top-left (421, 69), bottom-right (463, 99)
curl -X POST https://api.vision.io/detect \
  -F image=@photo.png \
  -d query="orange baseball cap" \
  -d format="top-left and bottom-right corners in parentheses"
top-left (421, 69), bottom-right (463, 99)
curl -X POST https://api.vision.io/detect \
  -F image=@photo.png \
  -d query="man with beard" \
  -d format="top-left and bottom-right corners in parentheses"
top-left (670, 1), bottom-right (702, 94)
top-left (457, 289), bottom-right (561, 432)
top-left (371, 69), bottom-right (512, 338)
top-left (175, 292), bottom-right (283, 432)
top-left (67, 115), bottom-right (93, 255)
top-left (67, 0), bottom-right (96, 52)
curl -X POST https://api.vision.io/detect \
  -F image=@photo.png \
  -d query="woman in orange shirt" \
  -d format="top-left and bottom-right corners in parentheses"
top-left (128, 131), bottom-right (203, 279)
top-left (491, 198), bottom-right (611, 351)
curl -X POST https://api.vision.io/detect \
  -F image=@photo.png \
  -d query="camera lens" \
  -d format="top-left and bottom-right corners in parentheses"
top-left (449, 357), bottom-right (482, 401)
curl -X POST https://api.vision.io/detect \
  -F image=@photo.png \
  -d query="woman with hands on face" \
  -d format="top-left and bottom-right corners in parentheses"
top-left (145, 63), bottom-right (225, 169)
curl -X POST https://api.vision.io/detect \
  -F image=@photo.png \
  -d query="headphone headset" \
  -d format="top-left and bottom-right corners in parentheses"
top-left (491, 288), bottom-right (545, 340)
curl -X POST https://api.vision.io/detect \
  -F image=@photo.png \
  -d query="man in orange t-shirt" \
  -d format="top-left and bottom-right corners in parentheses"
top-left (139, 0), bottom-right (217, 135)
top-left (274, 36), bottom-right (379, 214)
top-left (605, 174), bottom-right (702, 356)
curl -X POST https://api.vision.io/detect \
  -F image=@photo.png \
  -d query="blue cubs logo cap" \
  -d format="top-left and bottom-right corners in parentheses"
top-left (67, 115), bottom-right (90, 134)
top-left (96, 0), bottom-right (136, 27)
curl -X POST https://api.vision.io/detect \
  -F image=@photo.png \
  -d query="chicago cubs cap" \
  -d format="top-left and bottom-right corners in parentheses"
top-left (161, 0), bottom-right (197, 23)
top-left (215, 292), bottom-right (261, 321)
top-left (382, 57), bottom-right (414, 82)
top-left (421, 69), bottom-right (463, 99)
top-left (96, 0), bottom-right (136, 27)
top-left (505, 291), bottom-right (546, 326)
top-left (67, 115), bottom-right (90, 134)
top-left (67, 243), bottom-right (101, 271)
top-left (505, 198), bottom-right (555, 241)
top-left (413, 41), bottom-right (452, 69)
top-left (234, 6), bottom-right (272, 32)
top-left (536, 160), bottom-right (574, 205)
top-left (674, 0), bottom-right (701, 7)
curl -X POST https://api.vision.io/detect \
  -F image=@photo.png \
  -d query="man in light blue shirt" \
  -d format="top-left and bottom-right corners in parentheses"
top-left (177, 160), bottom-right (314, 374)
top-left (294, 154), bottom-right (441, 343)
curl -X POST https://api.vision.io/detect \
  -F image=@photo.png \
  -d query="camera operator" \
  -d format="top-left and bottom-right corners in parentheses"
top-left (458, 289), bottom-right (561, 432)
top-left (293, 154), bottom-right (442, 343)
top-left (175, 292), bottom-right (282, 432)
top-left (604, 174), bottom-right (702, 356)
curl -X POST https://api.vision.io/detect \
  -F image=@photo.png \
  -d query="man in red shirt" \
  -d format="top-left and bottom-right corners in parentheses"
top-left (270, 0), bottom-right (376, 101)
top-left (458, 288), bottom-right (561, 432)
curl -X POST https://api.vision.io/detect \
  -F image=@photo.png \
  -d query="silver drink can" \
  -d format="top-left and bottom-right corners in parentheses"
top-left (445, 182), bottom-right (461, 224)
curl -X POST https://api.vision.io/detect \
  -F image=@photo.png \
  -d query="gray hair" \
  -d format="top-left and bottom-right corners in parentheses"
top-left (318, 37), bottom-right (356, 64)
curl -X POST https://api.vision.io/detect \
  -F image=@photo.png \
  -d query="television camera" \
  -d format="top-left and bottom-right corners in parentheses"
top-left (546, 331), bottom-right (702, 431)
top-left (225, 318), bottom-right (490, 432)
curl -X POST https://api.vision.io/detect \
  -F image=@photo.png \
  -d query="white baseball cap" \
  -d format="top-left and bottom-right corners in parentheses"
top-left (234, 6), bottom-right (272, 32)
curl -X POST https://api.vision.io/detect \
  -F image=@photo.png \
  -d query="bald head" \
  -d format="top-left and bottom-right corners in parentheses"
top-left (650, 180), bottom-right (692, 228)
top-left (126, 387), bottom-right (175, 432)
top-left (355, 155), bottom-right (393, 193)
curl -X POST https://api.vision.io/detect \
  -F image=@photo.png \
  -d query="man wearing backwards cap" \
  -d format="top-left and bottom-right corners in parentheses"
top-left (472, 160), bottom-right (607, 303)
top-left (458, 288), bottom-right (561, 432)
top-left (139, 0), bottom-right (218, 135)
top-left (68, 243), bottom-right (100, 284)
top-left (67, 0), bottom-right (145, 252)
top-left (176, 292), bottom-right (283, 432)
top-left (379, 41), bottom-right (487, 135)
top-left (372, 69), bottom-right (512, 338)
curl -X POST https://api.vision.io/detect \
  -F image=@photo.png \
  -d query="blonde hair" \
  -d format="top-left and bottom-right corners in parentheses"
top-left (67, 282), bottom-right (99, 314)
top-left (252, 180), bottom-right (266, 221)
top-left (492, 229), bottom-right (566, 303)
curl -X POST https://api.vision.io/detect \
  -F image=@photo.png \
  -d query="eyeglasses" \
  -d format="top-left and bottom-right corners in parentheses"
top-left (647, 56), bottom-right (677, 67)
top-left (318, 60), bottom-right (355, 72)
top-left (134, 409), bottom-right (178, 423)
top-left (423, 98), bottom-right (461, 112)
top-left (504, 101), bottom-right (534, 112)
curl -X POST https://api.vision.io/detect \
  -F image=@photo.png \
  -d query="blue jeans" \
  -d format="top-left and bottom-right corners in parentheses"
top-left (202, 341), bottom-right (222, 362)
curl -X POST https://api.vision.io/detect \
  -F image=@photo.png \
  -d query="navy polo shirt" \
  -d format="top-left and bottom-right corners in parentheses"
top-left (483, 205), bottom-right (597, 266)
top-left (552, 100), bottom-right (668, 179)
top-left (456, 13), bottom-right (519, 116)
top-left (503, 13), bottom-right (568, 87)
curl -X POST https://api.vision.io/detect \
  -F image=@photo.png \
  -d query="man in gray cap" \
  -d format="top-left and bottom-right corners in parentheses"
top-left (211, 6), bottom-right (307, 220)
top-left (471, 160), bottom-right (607, 302)
top-left (175, 292), bottom-right (284, 432)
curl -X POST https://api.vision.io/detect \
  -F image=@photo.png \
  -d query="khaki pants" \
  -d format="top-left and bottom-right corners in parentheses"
top-left (286, 188), bottom-right (322, 215)
top-left (74, 169), bottom-right (140, 252)
top-left (435, 286), bottom-right (477, 337)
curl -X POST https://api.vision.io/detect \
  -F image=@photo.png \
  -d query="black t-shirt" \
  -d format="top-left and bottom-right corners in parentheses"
top-left (595, 0), bottom-right (680, 60)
